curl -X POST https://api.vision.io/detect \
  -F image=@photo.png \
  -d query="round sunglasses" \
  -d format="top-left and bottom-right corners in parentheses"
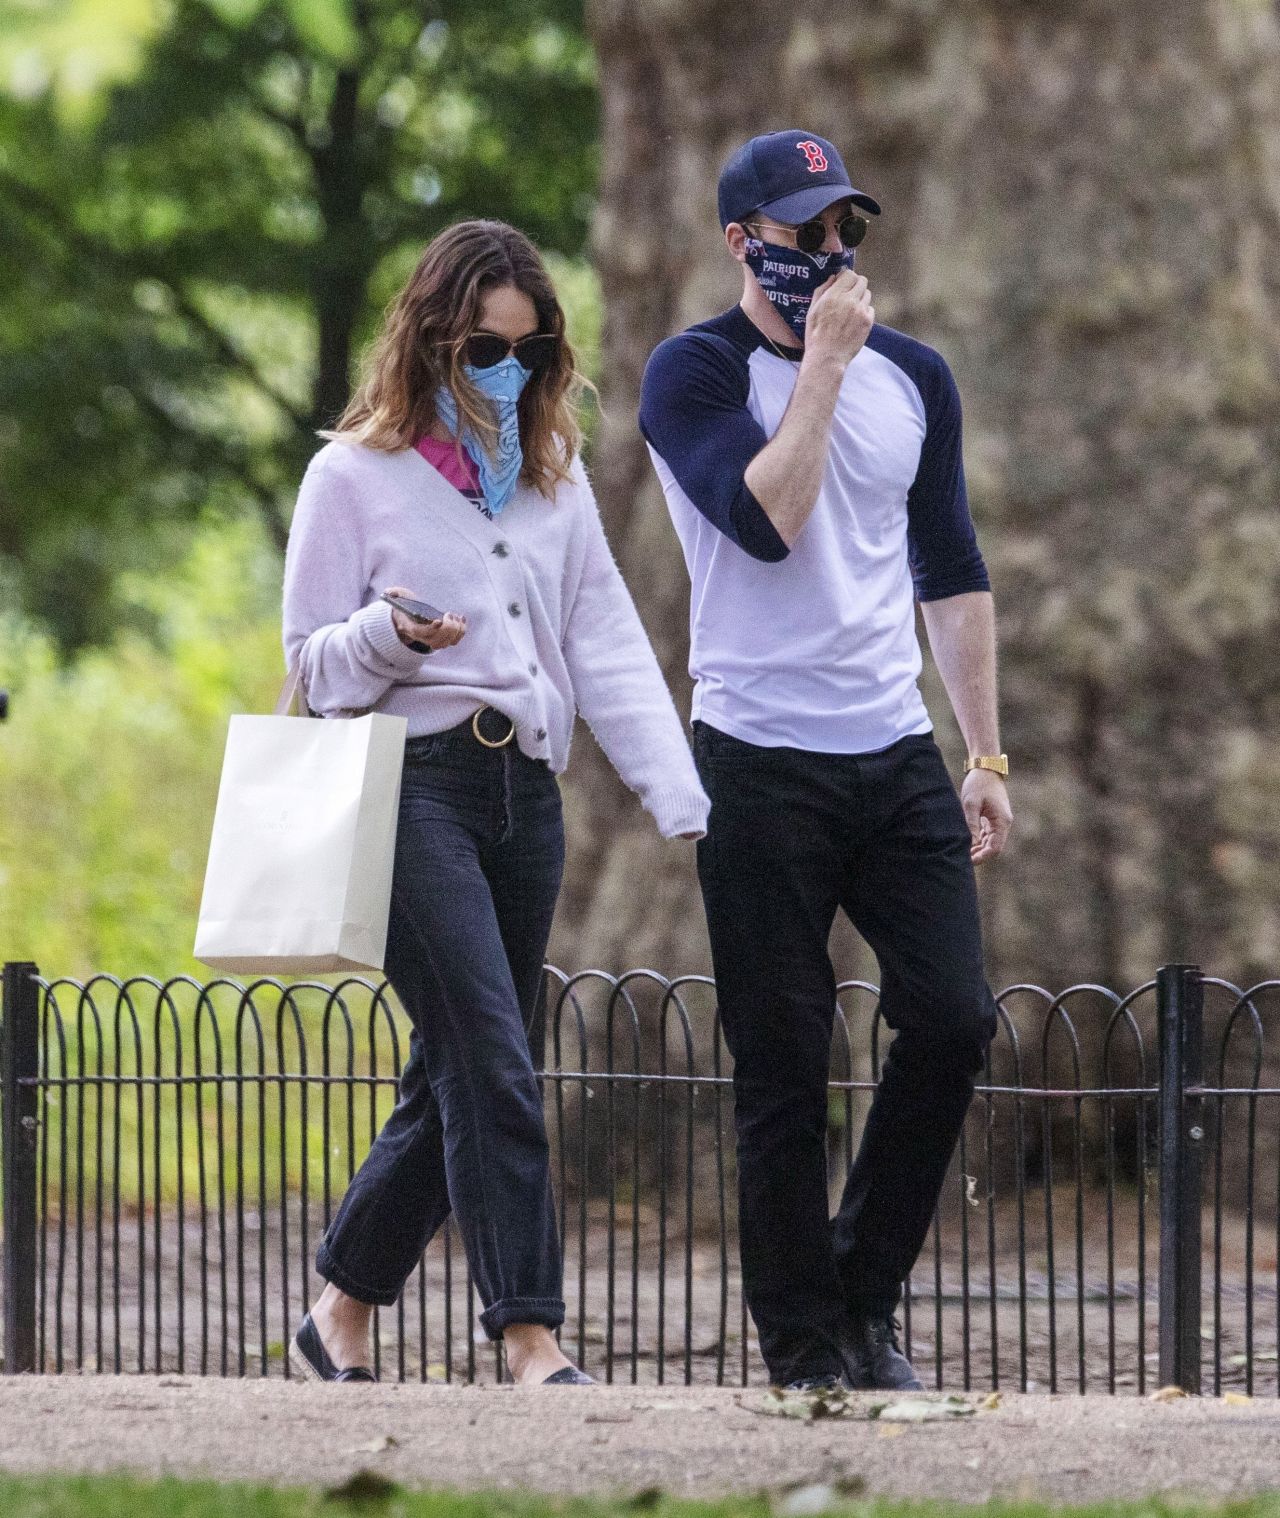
top-left (456, 329), bottom-right (561, 373)
top-left (746, 213), bottom-right (869, 256)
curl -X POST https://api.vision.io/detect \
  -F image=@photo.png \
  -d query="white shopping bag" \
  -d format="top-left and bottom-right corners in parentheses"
top-left (194, 668), bottom-right (407, 975)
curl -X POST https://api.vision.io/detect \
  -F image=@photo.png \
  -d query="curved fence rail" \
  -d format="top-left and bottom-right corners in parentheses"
top-left (1, 961), bottom-right (1277, 1393)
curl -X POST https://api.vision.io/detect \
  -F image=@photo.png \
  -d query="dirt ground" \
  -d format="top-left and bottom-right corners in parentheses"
top-left (0, 1378), bottom-right (1277, 1504)
top-left (12, 1195), bottom-right (1277, 1397)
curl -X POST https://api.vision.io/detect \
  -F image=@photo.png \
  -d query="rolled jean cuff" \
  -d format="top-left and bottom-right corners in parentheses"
top-left (479, 1294), bottom-right (566, 1341)
top-left (315, 1239), bottom-right (401, 1309)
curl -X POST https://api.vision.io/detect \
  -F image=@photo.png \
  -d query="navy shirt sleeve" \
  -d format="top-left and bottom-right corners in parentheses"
top-left (639, 332), bottom-right (789, 563)
top-left (893, 340), bottom-right (990, 602)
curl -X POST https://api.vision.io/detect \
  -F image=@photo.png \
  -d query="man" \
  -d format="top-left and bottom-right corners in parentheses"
top-left (639, 129), bottom-right (1012, 1392)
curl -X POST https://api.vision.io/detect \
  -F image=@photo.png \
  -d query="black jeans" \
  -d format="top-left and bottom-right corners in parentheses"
top-left (316, 720), bottom-right (567, 1340)
top-left (693, 721), bottom-right (997, 1386)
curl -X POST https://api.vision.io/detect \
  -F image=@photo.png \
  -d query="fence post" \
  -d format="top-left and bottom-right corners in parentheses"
top-left (2, 961), bottom-right (39, 1374)
top-left (1157, 962), bottom-right (1203, 1393)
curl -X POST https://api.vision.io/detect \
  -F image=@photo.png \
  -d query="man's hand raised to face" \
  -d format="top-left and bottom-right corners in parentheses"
top-left (805, 270), bottom-right (875, 370)
top-left (742, 266), bottom-right (877, 548)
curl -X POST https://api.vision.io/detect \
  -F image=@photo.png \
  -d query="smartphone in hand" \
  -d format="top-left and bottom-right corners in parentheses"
top-left (381, 591), bottom-right (444, 624)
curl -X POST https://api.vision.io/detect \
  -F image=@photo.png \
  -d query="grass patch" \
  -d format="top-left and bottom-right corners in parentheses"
top-left (24, 973), bottom-right (405, 1214)
top-left (0, 1475), bottom-right (1278, 1518)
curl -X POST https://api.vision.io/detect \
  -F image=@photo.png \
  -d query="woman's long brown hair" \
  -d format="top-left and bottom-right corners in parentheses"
top-left (323, 220), bottom-right (585, 497)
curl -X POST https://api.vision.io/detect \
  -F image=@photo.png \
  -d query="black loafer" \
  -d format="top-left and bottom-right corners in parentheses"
top-left (542, 1365), bottom-right (595, 1385)
top-left (290, 1312), bottom-right (377, 1382)
top-left (842, 1314), bottom-right (923, 1391)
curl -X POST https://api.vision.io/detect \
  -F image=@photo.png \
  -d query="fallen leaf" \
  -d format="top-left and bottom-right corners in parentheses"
top-left (757, 1387), bottom-right (851, 1421)
top-left (1224, 1392), bottom-right (1253, 1406)
top-left (877, 1398), bottom-right (976, 1423)
top-left (775, 1483), bottom-right (842, 1517)
top-left (979, 1393), bottom-right (1003, 1411)
top-left (774, 1479), bottom-right (866, 1516)
top-left (345, 1435), bottom-right (399, 1455)
top-left (585, 1414), bottom-right (633, 1425)
top-left (878, 1425), bottom-right (906, 1439)
top-left (1149, 1386), bottom-right (1189, 1403)
top-left (322, 1470), bottom-right (401, 1507)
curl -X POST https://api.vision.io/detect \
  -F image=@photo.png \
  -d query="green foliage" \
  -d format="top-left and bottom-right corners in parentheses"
top-left (0, 0), bottom-right (597, 648)
top-left (0, 1474), bottom-right (1279, 1518)
top-left (0, 0), bottom-right (159, 112)
top-left (0, 515), bottom-right (281, 978)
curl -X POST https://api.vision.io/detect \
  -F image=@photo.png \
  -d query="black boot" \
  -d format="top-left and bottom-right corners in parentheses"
top-left (842, 1313), bottom-right (923, 1391)
top-left (778, 1372), bottom-right (844, 1394)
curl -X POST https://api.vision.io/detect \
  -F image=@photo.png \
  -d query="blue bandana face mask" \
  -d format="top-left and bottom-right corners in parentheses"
top-left (742, 236), bottom-right (854, 342)
top-left (435, 354), bottom-right (532, 516)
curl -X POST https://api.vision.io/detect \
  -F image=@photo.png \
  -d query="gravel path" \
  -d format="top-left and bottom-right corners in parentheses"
top-left (0, 1378), bottom-right (1277, 1504)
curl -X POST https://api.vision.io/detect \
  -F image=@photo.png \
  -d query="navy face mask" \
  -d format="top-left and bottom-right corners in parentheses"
top-left (742, 236), bottom-right (854, 342)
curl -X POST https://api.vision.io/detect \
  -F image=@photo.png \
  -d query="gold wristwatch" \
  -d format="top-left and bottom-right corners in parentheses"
top-left (964, 754), bottom-right (1009, 779)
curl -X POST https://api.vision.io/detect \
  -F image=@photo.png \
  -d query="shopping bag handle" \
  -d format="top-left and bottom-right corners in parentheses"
top-left (273, 663), bottom-right (311, 717)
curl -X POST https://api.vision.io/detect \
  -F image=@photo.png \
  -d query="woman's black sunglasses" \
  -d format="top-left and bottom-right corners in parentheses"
top-left (459, 330), bottom-right (560, 373)
top-left (748, 213), bottom-right (869, 256)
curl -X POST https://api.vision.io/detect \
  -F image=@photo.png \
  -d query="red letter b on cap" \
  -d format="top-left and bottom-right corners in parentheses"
top-left (797, 140), bottom-right (829, 173)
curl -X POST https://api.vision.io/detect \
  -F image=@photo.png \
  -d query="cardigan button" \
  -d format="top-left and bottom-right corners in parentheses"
top-left (528, 662), bottom-right (538, 676)
top-left (536, 728), bottom-right (547, 741)
top-left (508, 602), bottom-right (521, 618)
top-left (493, 542), bottom-right (510, 558)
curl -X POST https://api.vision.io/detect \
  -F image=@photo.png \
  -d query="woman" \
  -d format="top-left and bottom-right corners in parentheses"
top-left (283, 220), bottom-right (709, 1386)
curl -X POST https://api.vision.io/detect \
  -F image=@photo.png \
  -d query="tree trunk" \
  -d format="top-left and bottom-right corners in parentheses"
top-left (563, 0), bottom-right (1280, 995)
top-left (309, 66), bottom-right (378, 433)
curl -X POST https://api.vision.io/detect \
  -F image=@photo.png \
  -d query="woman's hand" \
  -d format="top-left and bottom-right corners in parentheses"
top-left (385, 586), bottom-right (467, 651)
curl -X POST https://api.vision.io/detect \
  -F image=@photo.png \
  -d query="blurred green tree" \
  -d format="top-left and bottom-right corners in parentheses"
top-left (0, 0), bottom-right (596, 648)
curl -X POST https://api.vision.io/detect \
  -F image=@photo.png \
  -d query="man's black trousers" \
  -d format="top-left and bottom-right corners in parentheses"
top-left (692, 721), bottom-right (998, 1387)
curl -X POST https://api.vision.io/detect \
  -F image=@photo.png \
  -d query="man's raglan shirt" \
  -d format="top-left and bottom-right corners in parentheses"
top-left (639, 304), bottom-right (989, 753)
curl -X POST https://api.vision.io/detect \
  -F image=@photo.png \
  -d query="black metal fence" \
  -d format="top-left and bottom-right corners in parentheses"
top-left (2, 960), bottom-right (1279, 1394)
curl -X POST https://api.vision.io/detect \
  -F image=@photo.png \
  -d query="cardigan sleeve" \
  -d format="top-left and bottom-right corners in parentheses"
top-left (561, 463), bottom-right (710, 840)
top-left (282, 447), bottom-right (429, 715)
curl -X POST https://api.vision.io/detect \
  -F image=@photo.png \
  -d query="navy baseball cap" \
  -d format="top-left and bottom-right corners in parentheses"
top-left (717, 129), bottom-right (881, 229)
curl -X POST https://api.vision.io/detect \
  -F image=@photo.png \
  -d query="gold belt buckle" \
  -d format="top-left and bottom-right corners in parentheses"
top-left (472, 708), bottom-right (516, 749)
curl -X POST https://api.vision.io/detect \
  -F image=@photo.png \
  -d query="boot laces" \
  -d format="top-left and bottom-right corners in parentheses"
top-left (867, 1315), bottom-right (904, 1352)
